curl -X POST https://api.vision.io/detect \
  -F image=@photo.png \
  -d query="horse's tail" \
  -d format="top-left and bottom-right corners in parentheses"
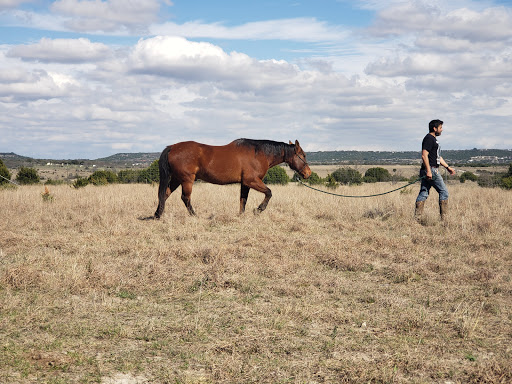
top-left (155, 146), bottom-right (172, 218)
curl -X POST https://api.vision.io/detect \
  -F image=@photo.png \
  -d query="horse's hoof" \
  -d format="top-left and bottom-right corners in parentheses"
top-left (138, 215), bottom-right (158, 221)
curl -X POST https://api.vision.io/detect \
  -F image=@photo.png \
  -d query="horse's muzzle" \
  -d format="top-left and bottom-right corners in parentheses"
top-left (301, 165), bottom-right (312, 179)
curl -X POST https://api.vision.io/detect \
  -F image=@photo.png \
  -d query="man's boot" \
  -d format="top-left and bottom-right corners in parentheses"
top-left (439, 200), bottom-right (448, 221)
top-left (415, 200), bottom-right (425, 220)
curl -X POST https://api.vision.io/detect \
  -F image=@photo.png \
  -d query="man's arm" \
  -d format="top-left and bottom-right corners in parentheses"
top-left (422, 149), bottom-right (432, 179)
top-left (440, 157), bottom-right (456, 175)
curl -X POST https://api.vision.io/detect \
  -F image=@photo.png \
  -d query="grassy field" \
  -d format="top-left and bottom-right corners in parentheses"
top-left (1, 179), bottom-right (511, 383)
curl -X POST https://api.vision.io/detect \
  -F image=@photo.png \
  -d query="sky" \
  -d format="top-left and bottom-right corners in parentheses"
top-left (0, 0), bottom-right (511, 159)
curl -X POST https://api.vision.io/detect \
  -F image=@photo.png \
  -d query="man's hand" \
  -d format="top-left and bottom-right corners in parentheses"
top-left (426, 170), bottom-right (433, 180)
top-left (447, 167), bottom-right (455, 175)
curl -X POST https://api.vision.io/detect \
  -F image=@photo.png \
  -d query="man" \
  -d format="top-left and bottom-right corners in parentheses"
top-left (415, 119), bottom-right (456, 221)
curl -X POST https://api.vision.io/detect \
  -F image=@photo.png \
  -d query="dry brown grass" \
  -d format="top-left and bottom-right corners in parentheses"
top-left (1, 179), bottom-right (511, 383)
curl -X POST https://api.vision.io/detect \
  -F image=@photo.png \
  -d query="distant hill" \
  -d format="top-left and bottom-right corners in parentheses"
top-left (2, 148), bottom-right (511, 169)
top-left (0, 152), bottom-right (34, 167)
top-left (0, 152), bottom-right (90, 169)
top-left (0, 152), bottom-right (159, 169)
top-left (94, 152), bottom-right (160, 167)
top-left (307, 150), bottom-right (420, 164)
top-left (307, 149), bottom-right (512, 165)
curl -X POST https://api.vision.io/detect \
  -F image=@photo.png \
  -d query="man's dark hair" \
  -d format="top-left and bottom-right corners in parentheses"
top-left (429, 119), bottom-right (443, 132)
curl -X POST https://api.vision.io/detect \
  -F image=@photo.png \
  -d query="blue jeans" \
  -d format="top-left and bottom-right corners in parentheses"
top-left (416, 168), bottom-right (449, 202)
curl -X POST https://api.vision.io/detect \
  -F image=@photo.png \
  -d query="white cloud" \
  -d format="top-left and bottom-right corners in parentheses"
top-left (366, 51), bottom-right (512, 97)
top-left (369, 2), bottom-right (512, 43)
top-left (128, 36), bottom-right (241, 79)
top-left (363, 0), bottom-right (512, 102)
top-left (2, 6), bottom-right (347, 43)
top-left (50, 0), bottom-right (160, 33)
top-left (1, 9), bottom-right (69, 32)
top-left (369, 1), bottom-right (439, 34)
top-left (0, 0), bottom-right (32, 10)
top-left (7, 38), bottom-right (112, 63)
top-left (0, 67), bottom-right (30, 83)
top-left (150, 18), bottom-right (348, 42)
top-left (441, 7), bottom-right (512, 41)
top-left (414, 34), bottom-right (506, 53)
top-left (0, 69), bottom-right (76, 102)
top-left (353, 0), bottom-right (496, 13)
top-left (127, 36), bottom-right (302, 91)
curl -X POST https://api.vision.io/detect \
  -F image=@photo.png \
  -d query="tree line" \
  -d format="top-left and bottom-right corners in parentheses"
top-left (1, 159), bottom-right (511, 190)
top-left (286, 165), bottom-right (512, 191)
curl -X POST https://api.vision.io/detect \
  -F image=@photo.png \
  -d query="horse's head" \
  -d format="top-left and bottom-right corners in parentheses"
top-left (288, 140), bottom-right (312, 179)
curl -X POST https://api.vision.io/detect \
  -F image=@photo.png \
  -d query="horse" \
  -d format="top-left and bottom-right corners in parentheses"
top-left (152, 138), bottom-right (311, 218)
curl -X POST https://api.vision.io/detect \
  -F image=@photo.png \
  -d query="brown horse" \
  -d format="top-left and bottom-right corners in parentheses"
top-left (153, 139), bottom-right (311, 218)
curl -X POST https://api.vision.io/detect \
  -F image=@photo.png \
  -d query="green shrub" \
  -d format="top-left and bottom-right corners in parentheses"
top-left (363, 176), bottom-right (377, 183)
top-left (459, 171), bottom-right (478, 183)
top-left (16, 167), bottom-right (40, 185)
top-left (292, 171), bottom-right (323, 185)
top-left (306, 171), bottom-right (323, 185)
top-left (501, 176), bottom-right (512, 190)
top-left (325, 174), bottom-right (339, 189)
top-left (503, 164), bottom-right (512, 189)
top-left (118, 169), bottom-right (141, 183)
top-left (44, 179), bottom-right (66, 185)
top-left (138, 160), bottom-right (159, 184)
top-left (73, 177), bottom-right (90, 189)
top-left (409, 174), bottom-right (420, 183)
top-left (263, 166), bottom-right (289, 185)
top-left (0, 159), bottom-right (12, 185)
top-left (330, 167), bottom-right (362, 185)
top-left (90, 175), bottom-right (108, 186)
top-left (477, 173), bottom-right (502, 188)
top-left (364, 167), bottom-right (391, 182)
top-left (89, 170), bottom-right (118, 185)
top-left (476, 164), bottom-right (512, 189)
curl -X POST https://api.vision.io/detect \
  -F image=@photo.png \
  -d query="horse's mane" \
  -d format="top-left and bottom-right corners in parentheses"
top-left (233, 139), bottom-right (293, 159)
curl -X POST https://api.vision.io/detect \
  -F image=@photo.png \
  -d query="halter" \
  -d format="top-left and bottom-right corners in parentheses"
top-left (292, 151), bottom-right (309, 175)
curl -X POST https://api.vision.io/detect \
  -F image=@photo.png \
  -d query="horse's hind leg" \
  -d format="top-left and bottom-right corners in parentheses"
top-left (181, 181), bottom-right (196, 216)
top-left (155, 179), bottom-right (179, 219)
top-left (240, 184), bottom-right (250, 214)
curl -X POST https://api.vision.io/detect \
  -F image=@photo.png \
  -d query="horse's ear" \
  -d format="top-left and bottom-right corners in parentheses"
top-left (289, 140), bottom-right (293, 145)
top-left (295, 140), bottom-right (300, 148)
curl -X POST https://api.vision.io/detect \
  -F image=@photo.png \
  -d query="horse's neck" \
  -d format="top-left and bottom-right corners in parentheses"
top-left (269, 145), bottom-right (292, 168)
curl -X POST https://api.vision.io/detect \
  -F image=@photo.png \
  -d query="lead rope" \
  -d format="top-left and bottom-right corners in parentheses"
top-left (0, 174), bottom-right (19, 186)
top-left (295, 174), bottom-right (434, 198)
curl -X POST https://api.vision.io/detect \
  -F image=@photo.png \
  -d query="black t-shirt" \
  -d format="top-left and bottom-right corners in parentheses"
top-left (421, 133), bottom-right (440, 169)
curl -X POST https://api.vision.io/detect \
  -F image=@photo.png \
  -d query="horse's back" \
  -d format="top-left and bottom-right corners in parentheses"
top-left (167, 140), bottom-right (248, 184)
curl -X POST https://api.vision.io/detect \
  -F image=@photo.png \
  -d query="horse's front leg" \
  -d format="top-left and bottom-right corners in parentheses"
top-left (257, 188), bottom-right (272, 213)
top-left (181, 180), bottom-right (196, 216)
top-left (240, 184), bottom-right (250, 214)
top-left (245, 179), bottom-right (272, 213)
